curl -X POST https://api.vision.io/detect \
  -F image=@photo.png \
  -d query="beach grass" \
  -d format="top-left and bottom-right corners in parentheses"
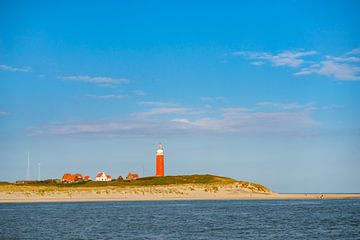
top-left (0, 175), bottom-right (270, 195)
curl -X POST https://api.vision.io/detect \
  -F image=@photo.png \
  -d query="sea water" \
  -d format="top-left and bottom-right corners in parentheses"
top-left (1, 199), bottom-right (360, 239)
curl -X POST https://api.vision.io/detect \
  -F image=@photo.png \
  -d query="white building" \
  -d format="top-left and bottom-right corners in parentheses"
top-left (95, 172), bottom-right (112, 181)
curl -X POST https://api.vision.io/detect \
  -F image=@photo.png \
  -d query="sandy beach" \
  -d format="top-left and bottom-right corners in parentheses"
top-left (1, 183), bottom-right (359, 203)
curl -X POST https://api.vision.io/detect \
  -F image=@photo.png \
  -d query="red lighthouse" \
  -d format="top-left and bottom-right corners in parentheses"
top-left (156, 143), bottom-right (164, 177)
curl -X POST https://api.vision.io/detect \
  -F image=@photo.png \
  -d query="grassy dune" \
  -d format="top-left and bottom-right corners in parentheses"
top-left (0, 175), bottom-right (271, 194)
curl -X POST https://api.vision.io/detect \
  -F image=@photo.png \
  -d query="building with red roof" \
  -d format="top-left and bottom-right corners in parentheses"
top-left (95, 172), bottom-right (112, 181)
top-left (126, 173), bottom-right (139, 181)
top-left (62, 173), bottom-right (83, 183)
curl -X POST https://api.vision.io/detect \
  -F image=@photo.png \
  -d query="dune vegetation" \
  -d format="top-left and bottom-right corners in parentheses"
top-left (0, 174), bottom-right (271, 195)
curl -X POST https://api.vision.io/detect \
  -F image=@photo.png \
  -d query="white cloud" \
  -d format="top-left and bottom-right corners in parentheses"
top-left (320, 104), bottom-right (343, 111)
top-left (132, 107), bottom-right (197, 118)
top-left (59, 75), bottom-right (129, 86)
top-left (271, 51), bottom-right (317, 67)
top-left (295, 61), bottom-right (360, 81)
top-left (233, 48), bottom-right (360, 81)
top-left (83, 94), bottom-right (126, 100)
top-left (200, 97), bottom-right (226, 109)
top-left (257, 102), bottom-right (316, 111)
top-left (133, 90), bottom-right (146, 96)
top-left (171, 118), bottom-right (191, 124)
top-left (0, 111), bottom-right (8, 116)
top-left (221, 107), bottom-right (252, 113)
top-left (233, 50), bottom-right (317, 68)
top-left (0, 64), bottom-right (31, 72)
top-left (346, 48), bottom-right (360, 55)
top-left (30, 105), bottom-right (318, 137)
top-left (188, 109), bottom-right (317, 135)
top-left (251, 61), bottom-right (265, 66)
top-left (326, 55), bottom-right (360, 63)
top-left (200, 97), bottom-right (224, 102)
top-left (30, 119), bottom-right (183, 136)
top-left (139, 101), bottom-right (178, 107)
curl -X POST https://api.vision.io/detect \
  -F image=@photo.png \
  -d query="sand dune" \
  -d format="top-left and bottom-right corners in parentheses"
top-left (1, 183), bottom-right (359, 203)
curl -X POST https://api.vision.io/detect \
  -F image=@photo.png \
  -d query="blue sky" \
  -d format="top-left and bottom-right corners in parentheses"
top-left (1, 0), bottom-right (360, 192)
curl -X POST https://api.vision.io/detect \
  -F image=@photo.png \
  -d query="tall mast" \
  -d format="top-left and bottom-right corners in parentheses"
top-left (27, 152), bottom-right (30, 180)
top-left (38, 162), bottom-right (41, 181)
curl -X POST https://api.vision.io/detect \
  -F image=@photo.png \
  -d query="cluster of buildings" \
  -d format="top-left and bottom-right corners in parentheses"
top-left (61, 172), bottom-right (140, 183)
top-left (61, 144), bottom-right (165, 183)
top-left (62, 173), bottom-right (91, 182)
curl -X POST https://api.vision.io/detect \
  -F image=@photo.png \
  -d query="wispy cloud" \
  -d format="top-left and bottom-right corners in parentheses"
top-left (0, 111), bottom-right (8, 116)
top-left (251, 61), bottom-right (265, 66)
top-left (233, 48), bottom-right (360, 81)
top-left (257, 101), bottom-right (342, 111)
top-left (82, 94), bottom-right (126, 100)
top-left (326, 55), bottom-right (360, 63)
top-left (0, 64), bottom-right (31, 73)
top-left (201, 97), bottom-right (224, 102)
top-left (233, 50), bottom-right (317, 68)
top-left (30, 119), bottom-right (185, 137)
top-left (295, 60), bottom-right (360, 81)
top-left (59, 75), bottom-right (129, 86)
top-left (139, 101), bottom-right (178, 107)
top-left (133, 90), bottom-right (146, 96)
top-left (200, 97), bottom-right (226, 109)
top-left (190, 108), bottom-right (317, 135)
top-left (294, 50), bottom-right (360, 80)
top-left (30, 111), bottom-right (317, 137)
top-left (257, 101), bottom-right (316, 111)
top-left (132, 107), bottom-right (197, 118)
top-left (346, 48), bottom-right (360, 55)
top-left (31, 103), bottom-right (319, 137)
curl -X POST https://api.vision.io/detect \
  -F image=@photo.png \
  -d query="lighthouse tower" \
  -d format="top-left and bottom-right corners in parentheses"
top-left (156, 143), bottom-right (164, 177)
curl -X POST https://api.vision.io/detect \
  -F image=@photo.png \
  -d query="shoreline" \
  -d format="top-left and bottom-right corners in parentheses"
top-left (1, 181), bottom-right (359, 203)
top-left (2, 196), bottom-right (360, 203)
top-left (1, 192), bottom-right (360, 203)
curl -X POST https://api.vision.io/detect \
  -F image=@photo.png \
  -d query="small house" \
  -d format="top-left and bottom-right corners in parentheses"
top-left (62, 173), bottom-right (83, 183)
top-left (126, 173), bottom-right (139, 181)
top-left (95, 172), bottom-right (112, 181)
